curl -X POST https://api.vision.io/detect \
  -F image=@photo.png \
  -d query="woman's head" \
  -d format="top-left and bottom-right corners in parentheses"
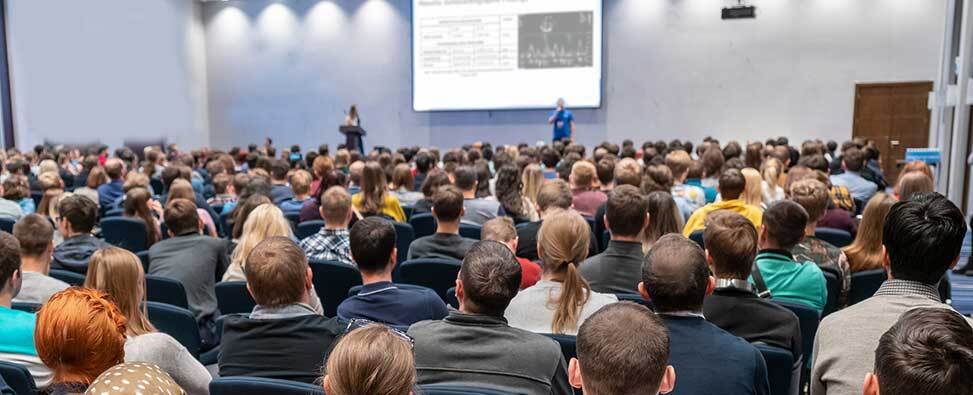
top-left (643, 191), bottom-right (683, 252)
top-left (168, 179), bottom-right (195, 202)
top-left (894, 172), bottom-right (934, 201)
top-left (391, 163), bottom-right (414, 191)
top-left (86, 166), bottom-right (109, 189)
top-left (123, 187), bottom-right (161, 245)
top-left (85, 247), bottom-right (155, 337)
top-left (359, 162), bottom-right (389, 215)
top-left (494, 165), bottom-right (524, 217)
top-left (700, 146), bottom-right (724, 178)
top-left (232, 203), bottom-right (293, 267)
top-left (740, 168), bottom-right (763, 207)
top-left (419, 169), bottom-right (451, 198)
top-left (1, 174), bottom-right (28, 200)
top-left (537, 210), bottom-right (592, 333)
top-left (324, 324), bottom-right (415, 395)
top-left (844, 192), bottom-right (898, 272)
top-left (900, 161), bottom-right (933, 180)
top-left (521, 163), bottom-right (545, 202)
top-left (35, 287), bottom-right (127, 386)
top-left (232, 194), bottom-right (273, 239)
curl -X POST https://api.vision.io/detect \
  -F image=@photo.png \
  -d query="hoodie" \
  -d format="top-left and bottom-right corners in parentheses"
top-left (52, 234), bottom-right (109, 273)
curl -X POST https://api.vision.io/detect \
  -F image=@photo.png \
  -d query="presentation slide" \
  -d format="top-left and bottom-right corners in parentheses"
top-left (412, 0), bottom-right (603, 112)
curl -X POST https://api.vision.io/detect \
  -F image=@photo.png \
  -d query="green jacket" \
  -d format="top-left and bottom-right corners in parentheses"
top-left (750, 249), bottom-right (828, 312)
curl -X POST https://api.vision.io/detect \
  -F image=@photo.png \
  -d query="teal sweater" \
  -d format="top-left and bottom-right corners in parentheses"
top-left (750, 250), bottom-right (828, 312)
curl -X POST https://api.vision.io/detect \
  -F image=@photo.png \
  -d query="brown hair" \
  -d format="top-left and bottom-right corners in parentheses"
top-left (419, 169), bottom-right (451, 198)
top-left (324, 324), bottom-right (416, 395)
top-left (391, 163), bottom-right (414, 191)
top-left (762, 200), bottom-right (809, 249)
top-left (570, 161), bottom-right (596, 190)
top-left (537, 211), bottom-right (592, 334)
top-left (213, 173), bottom-right (232, 195)
top-left (703, 210), bottom-right (758, 279)
top-left (123, 188), bottom-right (161, 245)
top-left (35, 287), bottom-right (127, 386)
top-left (745, 142), bottom-right (764, 169)
top-left (245, 237), bottom-right (308, 307)
top-left (718, 168), bottom-right (746, 200)
top-left (163, 199), bottom-right (200, 236)
top-left (36, 173), bottom-right (64, 218)
top-left (842, 147), bottom-right (865, 172)
top-left (643, 191), bottom-right (684, 252)
top-left (85, 247), bottom-right (156, 336)
top-left (312, 155), bottom-right (334, 179)
top-left (895, 172), bottom-right (934, 201)
top-left (87, 167), bottom-right (110, 189)
top-left (122, 172), bottom-right (149, 192)
top-left (1, 174), bottom-right (28, 200)
top-left (59, 194), bottom-right (99, 234)
top-left (606, 185), bottom-right (647, 237)
top-left (788, 178), bottom-right (830, 222)
top-left (289, 169), bottom-right (313, 196)
top-left (900, 161), bottom-right (934, 180)
top-left (167, 179), bottom-right (195, 202)
top-left (13, 214), bottom-right (53, 257)
top-left (431, 184), bottom-right (464, 222)
top-left (536, 179), bottom-right (573, 212)
top-left (613, 158), bottom-right (642, 187)
top-left (665, 150), bottom-right (693, 178)
top-left (481, 217), bottom-right (517, 243)
top-left (458, 241), bottom-right (522, 316)
top-left (701, 146), bottom-right (725, 177)
top-left (321, 186), bottom-right (353, 224)
top-left (844, 192), bottom-right (897, 272)
top-left (358, 162), bottom-right (389, 215)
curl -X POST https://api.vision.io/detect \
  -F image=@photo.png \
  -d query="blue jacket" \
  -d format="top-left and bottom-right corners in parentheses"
top-left (662, 315), bottom-right (770, 395)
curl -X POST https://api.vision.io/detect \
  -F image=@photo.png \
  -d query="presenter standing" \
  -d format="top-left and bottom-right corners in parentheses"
top-left (343, 104), bottom-right (364, 154)
top-left (547, 98), bottom-right (574, 143)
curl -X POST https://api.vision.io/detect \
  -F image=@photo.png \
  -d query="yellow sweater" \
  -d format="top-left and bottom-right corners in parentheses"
top-left (352, 193), bottom-right (407, 222)
top-left (682, 199), bottom-right (763, 236)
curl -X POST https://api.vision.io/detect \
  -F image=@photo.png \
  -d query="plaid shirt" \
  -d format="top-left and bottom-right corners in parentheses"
top-left (830, 185), bottom-right (855, 212)
top-left (300, 228), bottom-right (354, 265)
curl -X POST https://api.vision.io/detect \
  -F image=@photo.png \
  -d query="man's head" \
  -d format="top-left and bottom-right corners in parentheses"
top-left (639, 234), bottom-right (713, 313)
top-left (536, 179), bottom-right (573, 214)
top-left (245, 237), bottom-right (312, 307)
top-left (717, 168), bottom-right (746, 200)
top-left (760, 200), bottom-right (808, 250)
top-left (570, 302), bottom-right (675, 395)
top-left (163, 199), bottom-right (201, 236)
top-left (606, 185), bottom-right (648, 239)
top-left (481, 217), bottom-right (518, 253)
top-left (348, 161), bottom-right (365, 185)
top-left (703, 211), bottom-right (757, 280)
top-left (664, 150), bottom-right (693, 180)
top-left (319, 186), bottom-right (353, 227)
top-left (57, 195), bottom-right (99, 236)
top-left (569, 161), bottom-right (597, 190)
top-left (289, 170), bottom-right (312, 196)
top-left (453, 166), bottom-right (477, 192)
top-left (788, 179), bottom-right (830, 223)
top-left (613, 158), bottom-right (642, 187)
top-left (349, 217), bottom-right (397, 274)
top-left (270, 160), bottom-right (289, 182)
top-left (457, 240), bottom-right (522, 317)
top-left (13, 214), bottom-right (54, 260)
top-left (865, 308), bottom-right (973, 395)
top-left (841, 147), bottom-right (865, 172)
top-left (883, 192), bottom-right (966, 284)
top-left (431, 185), bottom-right (464, 224)
top-left (103, 158), bottom-right (125, 180)
top-left (0, 232), bottom-right (22, 300)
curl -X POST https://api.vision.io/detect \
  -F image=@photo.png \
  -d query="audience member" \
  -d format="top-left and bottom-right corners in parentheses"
top-left (2, 175), bottom-right (31, 215)
top-left (84, 247), bottom-right (211, 394)
top-left (408, 241), bottom-right (572, 394)
top-left (279, 169), bottom-right (312, 214)
top-left (98, 158), bottom-right (127, 210)
top-left (0, 177), bottom-right (24, 220)
top-left (389, 163), bottom-right (423, 207)
top-left (682, 168), bottom-right (762, 235)
top-left (789, 178), bottom-right (850, 306)
top-left (760, 157), bottom-right (786, 204)
top-left (666, 150), bottom-right (706, 216)
top-left (412, 169), bottom-right (451, 215)
top-left (481, 217), bottom-right (541, 289)
top-left (642, 191), bottom-right (683, 252)
top-left (506, 211), bottom-right (617, 334)
top-left (569, 302), bottom-right (676, 395)
top-left (812, 192), bottom-right (972, 395)
top-left (268, 159), bottom-right (295, 204)
top-left (893, 171), bottom-right (934, 201)
top-left (517, 179), bottom-right (598, 260)
top-left (494, 165), bottom-right (538, 222)
top-left (87, 363), bottom-right (186, 395)
top-left (35, 288), bottom-right (126, 393)
top-left (829, 147), bottom-right (877, 202)
top-left (454, 165), bottom-right (503, 225)
top-left (843, 193), bottom-right (896, 273)
top-left (752, 200), bottom-right (827, 312)
top-left (220, 237), bottom-right (343, 384)
top-left (122, 187), bottom-right (163, 247)
top-left (338, 217), bottom-right (447, 325)
top-left (168, 179), bottom-right (217, 237)
top-left (739, 167), bottom-right (765, 208)
top-left (639, 234), bottom-right (770, 395)
top-left (323, 323), bottom-right (416, 395)
top-left (230, 194), bottom-right (272, 240)
top-left (52, 195), bottom-right (109, 272)
top-left (353, 162), bottom-right (406, 221)
top-left (207, 173), bottom-right (236, 207)
top-left (701, 211), bottom-right (802, 361)
top-left (580, 185), bottom-right (648, 294)
top-left (11, 214), bottom-right (67, 304)
top-left (863, 308), bottom-right (973, 395)
top-left (301, 186), bottom-right (355, 265)
top-left (569, 161), bottom-right (606, 217)
top-left (408, 185), bottom-right (477, 260)
top-left (0, 231), bottom-right (53, 388)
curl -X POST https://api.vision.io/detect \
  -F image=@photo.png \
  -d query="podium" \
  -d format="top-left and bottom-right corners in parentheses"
top-left (339, 126), bottom-right (366, 154)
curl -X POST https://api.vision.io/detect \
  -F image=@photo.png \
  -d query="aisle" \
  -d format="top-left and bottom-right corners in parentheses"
top-left (949, 230), bottom-right (973, 316)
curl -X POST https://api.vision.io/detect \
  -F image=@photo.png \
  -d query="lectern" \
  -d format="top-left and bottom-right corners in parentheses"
top-left (339, 126), bottom-right (366, 154)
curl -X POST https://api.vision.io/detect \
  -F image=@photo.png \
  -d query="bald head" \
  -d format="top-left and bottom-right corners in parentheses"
top-left (640, 234), bottom-right (711, 313)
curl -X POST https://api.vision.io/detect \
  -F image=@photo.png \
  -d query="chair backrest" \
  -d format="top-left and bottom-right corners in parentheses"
top-left (613, 293), bottom-right (655, 310)
top-left (101, 217), bottom-right (150, 253)
top-left (210, 377), bottom-right (325, 395)
top-left (296, 220), bottom-right (325, 240)
top-left (773, 299), bottom-right (820, 372)
top-left (150, 177), bottom-right (165, 196)
top-left (0, 217), bottom-right (13, 233)
top-left (392, 221), bottom-right (416, 269)
top-left (347, 283), bottom-right (434, 297)
top-left (136, 250), bottom-right (151, 273)
top-left (216, 281), bottom-right (257, 315)
top-left (419, 384), bottom-right (521, 395)
top-left (754, 343), bottom-right (796, 395)
top-left (283, 212), bottom-right (301, 226)
top-left (49, 269), bottom-right (86, 286)
top-left (309, 259), bottom-right (363, 317)
top-left (402, 205), bottom-right (414, 221)
top-left (103, 208), bottom-right (124, 218)
top-left (689, 230), bottom-right (705, 249)
top-left (814, 227), bottom-right (853, 248)
top-left (0, 360), bottom-right (37, 395)
top-left (399, 258), bottom-right (463, 302)
top-left (408, 213), bottom-right (437, 239)
top-left (820, 267), bottom-right (841, 317)
top-left (11, 301), bottom-right (41, 313)
top-left (145, 301), bottom-right (201, 358)
top-left (849, 268), bottom-right (887, 305)
top-left (145, 275), bottom-right (190, 309)
top-left (30, 191), bottom-right (43, 206)
top-left (541, 333), bottom-right (577, 362)
top-left (445, 286), bottom-right (459, 309)
top-left (459, 224), bottom-right (482, 240)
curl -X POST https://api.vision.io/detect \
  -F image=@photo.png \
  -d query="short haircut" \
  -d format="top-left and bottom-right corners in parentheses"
top-left (536, 179), bottom-right (573, 211)
top-left (883, 192), bottom-right (967, 284)
top-left (614, 158), bottom-right (642, 187)
top-left (762, 200), bottom-right (809, 249)
top-left (270, 159), bottom-right (289, 180)
top-left (349, 217), bottom-right (397, 273)
top-left (577, 302), bottom-right (670, 395)
top-left (642, 234), bottom-right (709, 313)
top-left (104, 159), bottom-right (124, 179)
top-left (431, 184), bottom-right (464, 222)
top-left (232, 173), bottom-right (252, 195)
top-left (13, 214), bottom-right (53, 257)
top-left (570, 161), bottom-right (597, 188)
top-left (0, 232), bottom-right (20, 288)
top-left (595, 158), bottom-right (615, 186)
top-left (58, 194), bottom-right (99, 234)
top-left (245, 237), bottom-right (308, 307)
top-left (459, 240), bottom-right (522, 316)
top-left (606, 185), bottom-right (647, 237)
top-left (842, 147), bottom-right (865, 172)
top-left (160, 166), bottom-right (187, 190)
top-left (453, 165), bottom-right (477, 191)
top-left (289, 170), bottom-right (312, 195)
top-left (718, 168), bottom-right (746, 200)
top-left (481, 217), bottom-right (516, 243)
top-left (874, 308), bottom-right (973, 395)
top-left (163, 199), bottom-right (200, 236)
top-left (320, 186), bottom-right (353, 224)
top-left (788, 179), bottom-right (830, 222)
top-left (703, 211), bottom-right (757, 279)
top-left (665, 150), bottom-right (693, 176)
top-left (213, 173), bottom-right (232, 194)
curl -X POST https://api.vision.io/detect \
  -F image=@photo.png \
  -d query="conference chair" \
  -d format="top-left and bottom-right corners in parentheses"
top-left (613, 293), bottom-right (655, 310)
top-left (689, 230), bottom-right (705, 249)
top-left (145, 275), bottom-right (190, 309)
top-left (814, 227), bottom-right (853, 248)
top-left (210, 377), bottom-right (324, 395)
top-left (445, 286), bottom-right (459, 309)
top-left (0, 360), bottom-right (37, 395)
top-left (309, 259), bottom-right (362, 318)
top-left (146, 301), bottom-right (201, 359)
top-left (49, 269), bottom-right (86, 286)
top-left (399, 258), bottom-right (463, 302)
top-left (216, 281), bottom-right (257, 315)
top-left (458, 223), bottom-right (482, 240)
top-left (0, 217), bottom-right (14, 233)
top-left (402, 205), bottom-right (414, 220)
top-left (136, 250), bottom-right (151, 273)
top-left (540, 333), bottom-right (582, 395)
top-left (849, 268), bottom-right (887, 305)
top-left (409, 213), bottom-right (437, 239)
top-left (11, 301), bottom-right (41, 313)
top-left (820, 267), bottom-right (841, 317)
top-left (755, 344), bottom-right (798, 395)
top-left (103, 208), bottom-right (124, 218)
top-left (30, 191), bottom-right (43, 207)
top-left (773, 299), bottom-right (820, 389)
top-left (392, 221), bottom-right (415, 272)
top-left (101, 217), bottom-right (150, 253)
top-left (853, 198), bottom-right (865, 216)
top-left (420, 384), bottom-right (522, 395)
top-left (296, 220), bottom-right (325, 240)
top-left (347, 283), bottom-right (435, 298)
top-left (515, 221), bottom-right (530, 230)
top-left (283, 211), bottom-right (301, 231)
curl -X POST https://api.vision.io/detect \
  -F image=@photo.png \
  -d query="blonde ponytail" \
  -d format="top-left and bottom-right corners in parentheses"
top-left (538, 211), bottom-right (592, 334)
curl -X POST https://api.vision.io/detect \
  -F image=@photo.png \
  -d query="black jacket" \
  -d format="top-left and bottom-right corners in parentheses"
top-left (703, 287), bottom-right (803, 361)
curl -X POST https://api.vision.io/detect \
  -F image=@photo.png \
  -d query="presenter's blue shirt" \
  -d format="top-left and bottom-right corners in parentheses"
top-left (550, 109), bottom-right (574, 140)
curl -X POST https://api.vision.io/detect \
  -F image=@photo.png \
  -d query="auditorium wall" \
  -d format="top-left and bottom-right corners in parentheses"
top-left (6, 0), bottom-right (210, 151)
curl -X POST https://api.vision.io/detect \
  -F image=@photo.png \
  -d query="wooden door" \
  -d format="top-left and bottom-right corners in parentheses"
top-left (852, 81), bottom-right (932, 183)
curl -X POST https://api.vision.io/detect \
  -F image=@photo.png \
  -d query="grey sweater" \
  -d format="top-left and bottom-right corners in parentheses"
top-left (125, 333), bottom-right (212, 394)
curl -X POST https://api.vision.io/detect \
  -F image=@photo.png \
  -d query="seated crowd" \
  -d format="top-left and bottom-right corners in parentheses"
top-left (0, 137), bottom-right (969, 395)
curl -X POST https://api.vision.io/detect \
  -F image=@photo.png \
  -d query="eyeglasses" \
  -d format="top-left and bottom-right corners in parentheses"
top-left (345, 318), bottom-right (415, 349)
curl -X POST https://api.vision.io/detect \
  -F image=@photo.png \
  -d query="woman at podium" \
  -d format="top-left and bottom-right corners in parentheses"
top-left (342, 104), bottom-right (364, 154)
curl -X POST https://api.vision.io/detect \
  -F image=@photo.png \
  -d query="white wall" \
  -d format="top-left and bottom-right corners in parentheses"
top-left (203, 0), bottom-right (946, 151)
top-left (7, 0), bottom-right (210, 151)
